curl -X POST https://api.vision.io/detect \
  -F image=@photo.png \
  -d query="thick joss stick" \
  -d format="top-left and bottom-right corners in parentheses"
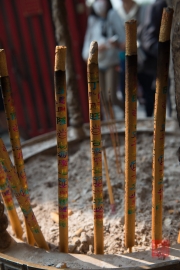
top-left (108, 92), bottom-right (121, 174)
top-left (102, 146), bottom-right (115, 212)
top-left (152, 8), bottom-right (173, 247)
top-left (87, 41), bottom-right (104, 254)
top-left (0, 165), bottom-right (23, 240)
top-left (54, 46), bottom-right (68, 253)
top-left (0, 49), bottom-right (35, 246)
top-left (124, 20), bottom-right (137, 253)
top-left (0, 138), bottom-right (49, 250)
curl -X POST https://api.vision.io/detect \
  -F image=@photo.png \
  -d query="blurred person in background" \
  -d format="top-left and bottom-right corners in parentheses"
top-left (82, 0), bottom-right (125, 119)
top-left (137, 0), bottom-right (168, 117)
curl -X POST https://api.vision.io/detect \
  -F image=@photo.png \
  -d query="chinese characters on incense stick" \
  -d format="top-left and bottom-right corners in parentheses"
top-left (54, 46), bottom-right (68, 253)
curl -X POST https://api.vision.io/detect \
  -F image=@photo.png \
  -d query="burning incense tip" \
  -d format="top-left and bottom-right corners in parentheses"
top-left (125, 20), bottom-right (137, 56)
top-left (0, 49), bottom-right (8, 77)
top-left (55, 46), bottom-right (66, 72)
top-left (159, 7), bottom-right (173, 42)
top-left (88, 41), bottom-right (98, 64)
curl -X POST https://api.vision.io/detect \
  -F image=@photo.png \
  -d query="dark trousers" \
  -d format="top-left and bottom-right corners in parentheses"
top-left (138, 73), bottom-right (155, 117)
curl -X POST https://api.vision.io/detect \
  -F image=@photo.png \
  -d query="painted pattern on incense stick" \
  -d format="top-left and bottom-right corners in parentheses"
top-left (0, 165), bottom-right (23, 239)
top-left (54, 46), bottom-right (68, 253)
top-left (152, 8), bottom-right (173, 246)
top-left (87, 41), bottom-right (103, 254)
top-left (0, 49), bottom-right (34, 245)
top-left (0, 138), bottom-right (49, 250)
top-left (125, 20), bottom-right (137, 251)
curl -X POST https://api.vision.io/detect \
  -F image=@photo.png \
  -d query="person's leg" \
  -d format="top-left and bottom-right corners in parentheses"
top-left (138, 73), bottom-right (155, 117)
top-left (120, 70), bottom-right (125, 104)
top-left (166, 79), bottom-right (172, 117)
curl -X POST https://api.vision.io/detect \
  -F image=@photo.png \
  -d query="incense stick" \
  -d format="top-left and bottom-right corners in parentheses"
top-left (87, 41), bottom-right (104, 254)
top-left (0, 165), bottom-right (23, 240)
top-left (102, 146), bottom-right (115, 212)
top-left (108, 92), bottom-right (121, 174)
top-left (0, 138), bottom-right (49, 250)
top-left (101, 91), bottom-right (120, 175)
top-left (152, 7), bottom-right (173, 247)
top-left (124, 20), bottom-right (137, 252)
top-left (0, 49), bottom-right (35, 246)
top-left (54, 46), bottom-right (68, 253)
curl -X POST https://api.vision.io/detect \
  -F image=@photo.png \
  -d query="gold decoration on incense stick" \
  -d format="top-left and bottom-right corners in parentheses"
top-left (0, 165), bottom-right (23, 240)
top-left (124, 20), bottom-right (137, 253)
top-left (54, 46), bottom-right (68, 253)
top-left (151, 7), bottom-right (173, 247)
top-left (0, 138), bottom-right (49, 250)
top-left (0, 49), bottom-right (35, 246)
top-left (87, 41), bottom-right (104, 254)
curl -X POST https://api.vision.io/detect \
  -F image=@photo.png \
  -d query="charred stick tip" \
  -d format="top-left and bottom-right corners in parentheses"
top-left (125, 20), bottom-right (137, 56)
top-left (0, 49), bottom-right (8, 77)
top-left (159, 7), bottom-right (174, 42)
top-left (55, 46), bottom-right (66, 72)
top-left (88, 41), bottom-right (98, 64)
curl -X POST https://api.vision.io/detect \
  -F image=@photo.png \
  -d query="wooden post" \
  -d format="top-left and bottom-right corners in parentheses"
top-left (0, 138), bottom-right (49, 250)
top-left (87, 41), bottom-right (104, 254)
top-left (54, 46), bottom-right (68, 253)
top-left (0, 165), bottom-right (23, 240)
top-left (0, 49), bottom-right (35, 246)
top-left (152, 7), bottom-right (173, 247)
top-left (124, 20), bottom-right (137, 252)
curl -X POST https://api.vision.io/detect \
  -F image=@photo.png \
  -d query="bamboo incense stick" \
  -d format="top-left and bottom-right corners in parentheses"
top-left (152, 7), bottom-right (173, 247)
top-left (101, 91), bottom-right (120, 175)
top-left (108, 92), bottom-right (121, 174)
top-left (54, 46), bottom-right (68, 253)
top-left (0, 49), bottom-right (35, 246)
top-left (0, 138), bottom-right (49, 250)
top-left (100, 90), bottom-right (110, 121)
top-left (102, 146), bottom-right (115, 212)
top-left (124, 20), bottom-right (137, 252)
top-left (87, 41), bottom-right (104, 254)
top-left (0, 164), bottom-right (23, 240)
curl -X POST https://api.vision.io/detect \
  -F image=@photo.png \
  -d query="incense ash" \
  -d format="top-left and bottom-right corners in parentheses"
top-left (6, 130), bottom-right (180, 255)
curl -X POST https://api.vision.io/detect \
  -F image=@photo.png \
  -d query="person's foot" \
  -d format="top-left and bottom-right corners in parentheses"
top-left (68, 126), bottom-right (86, 141)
